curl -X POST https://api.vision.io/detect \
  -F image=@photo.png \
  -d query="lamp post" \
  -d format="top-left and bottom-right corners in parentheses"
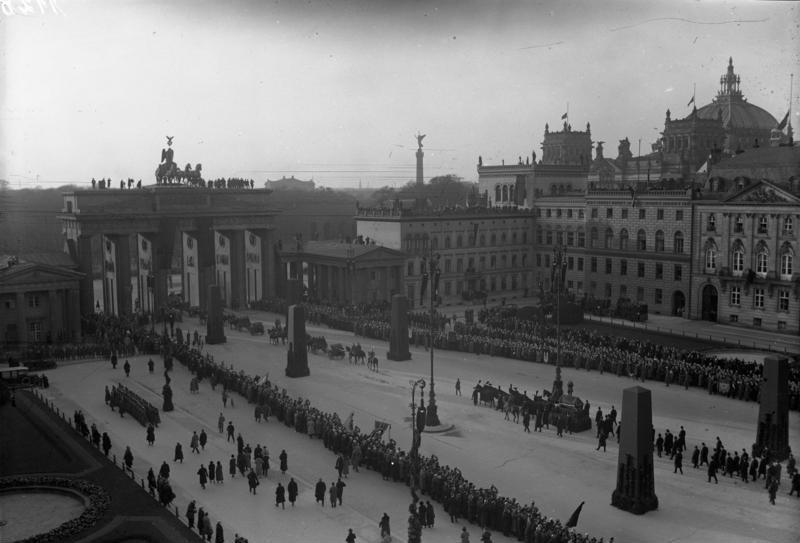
top-left (551, 245), bottom-right (567, 400)
top-left (408, 378), bottom-right (426, 543)
top-left (424, 252), bottom-right (441, 427)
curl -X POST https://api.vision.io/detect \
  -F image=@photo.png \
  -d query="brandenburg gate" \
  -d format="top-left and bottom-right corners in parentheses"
top-left (59, 186), bottom-right (278, 317)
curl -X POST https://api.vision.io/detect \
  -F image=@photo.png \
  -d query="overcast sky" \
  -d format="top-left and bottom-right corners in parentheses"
top-left (1, 0), bottom-right (798, 189)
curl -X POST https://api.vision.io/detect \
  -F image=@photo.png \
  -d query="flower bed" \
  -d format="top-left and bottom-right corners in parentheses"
top-left (0, 476), bottom-right (111, 543)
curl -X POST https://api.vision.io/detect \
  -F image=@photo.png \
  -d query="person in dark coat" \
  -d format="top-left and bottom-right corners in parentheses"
top-left (229, 455), bottom-right (237, 479)
top-left (159, 460), bottom-right (170, 480)
top-left (346, 528), bottom-right (356, 543)
top-left (191, 431), bottom-right (200, 454)
top-left (707, 457), bottom-right (719, 483)
top-left (173, 442), bottom-right (184, 463)
top-left (315, 478), bottom-right (326, 506)
top-left (147, 468), bottom-right (157, 495)
top-left (199, 429), bottom-right (208, 450)
top-left (279, 449), bottom-right (288, 475)
top-left (102, 432), bottom-right (112, 457)
top-left (288, 478), bottom-right (299, 506)
top-left (596, 431), bottom-right (607, 452)
top-left (418, 501), bottom-right (428, 527)
top-left (216, 460), bottom-right (224, 484)
top-left (425, 500), bottom-right (435, 528)
top-left (123, 446), bottom-right (134, 470)
top-left (379, 513), bottom-right (391, 537)
top-left (208, 461), bottom-right (216, 483)
top-left (198, 464), bottom-right (208, 489)
top-left (123, 359), bottom-right (131, 377)
top-left (674, 449), bottom-right (683, 474)
top-left (329, 481), bottom-right (337, 508)
top-left (215, 521), bottom-right (224, 543)
top-left (146, 423), bottom-right (155, 446)
top-left (247, 469), bottom-right (259, 494)
top-left (691, 445), bottom-right (700, 468)
top-left (336, 477), bottom-right (346, 506)
top-left (148, 358), bottom-right (155, 373)
top-left (275, 482), bottom-right (286, 508)
top-left (700, 443), bottom-right (709, 466)
top-left (186, 500), bottom-right (196, 529)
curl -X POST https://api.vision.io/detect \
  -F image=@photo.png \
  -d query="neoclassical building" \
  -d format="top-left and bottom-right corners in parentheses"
top-left (356, 206), bottom-right (534, 307)
top-left (691, 146), bottom-right (800, 333)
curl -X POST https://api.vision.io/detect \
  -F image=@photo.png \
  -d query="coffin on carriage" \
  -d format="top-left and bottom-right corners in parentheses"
top-left (328, 343), bottom-right (346, 360)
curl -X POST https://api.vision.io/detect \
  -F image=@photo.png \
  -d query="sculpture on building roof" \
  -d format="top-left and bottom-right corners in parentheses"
top-left (416, 133), bottom-right (426, 149)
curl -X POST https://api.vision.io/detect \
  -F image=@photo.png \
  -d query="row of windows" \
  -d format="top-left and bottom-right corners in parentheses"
top-left (536, 208), bottom-right (585, 220)
top-left (404, 230), bottom-right (529, 252)
top-left (589, 207), bottom-right (684, 222)
top-left (729, 287), bottom-right (791, 312)
top-left (704, 244), bottom-right (794, 278)
top-left (410, 274), bottom-right (527, 298)
top-left (588, 283), bottom-right (668, 305)
top-left (408, 254), bottom-right (529, 276)
top-left (537, 227), bottom-right (686, 254)
top-left (707, 213), bottom-right (793, 235)
top-left (534, 254), bottom-right (684, 281)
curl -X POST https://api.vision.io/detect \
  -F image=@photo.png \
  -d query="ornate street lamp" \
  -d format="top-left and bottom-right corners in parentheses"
top-left (422, 253), bottom-right (441, 427)
top-left (408, 378), bottom-right (426, 543)
top-left (551, 245), bottom-right (568, 400)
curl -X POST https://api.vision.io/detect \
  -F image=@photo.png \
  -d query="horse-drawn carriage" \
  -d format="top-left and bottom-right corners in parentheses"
top-left (232, 316), bottom-right (251, 332)
top-left (249, 322), bottom-right (265, 335)
top-left (328, 343), bottom-right (346, 360)
top-left (472, 383), bottom-right (592, 433)
top-left (307, 335), bottom-right (328, 355)
top-left (268, 325), bottom-right (287, 345)
top-left (346, 344), bottom-right (366, 365)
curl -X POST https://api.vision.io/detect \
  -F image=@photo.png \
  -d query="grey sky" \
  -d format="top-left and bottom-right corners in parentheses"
top-left (1, 0), bottom-right (798, 189)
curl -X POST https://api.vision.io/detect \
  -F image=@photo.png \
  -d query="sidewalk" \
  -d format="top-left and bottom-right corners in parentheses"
top-left (584, 313), bottom-right (799, 355)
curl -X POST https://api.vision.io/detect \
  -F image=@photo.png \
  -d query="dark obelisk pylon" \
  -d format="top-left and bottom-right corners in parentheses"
top-left (285, 304), bottom-right (310, 378)
top-left (611, 386), bottom-right (658, 514)
top-left (387, 294), bottom-right (411, 361)
top-left (205, 285), bottom-right (226, 345)
top-left (755, 356), bottom-right (790, 461)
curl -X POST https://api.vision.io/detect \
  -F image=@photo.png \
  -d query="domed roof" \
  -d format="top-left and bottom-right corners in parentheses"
top-left (694, 57), bottom-right (778, 131)
top-left (695, 100), bottom-right (777, 131)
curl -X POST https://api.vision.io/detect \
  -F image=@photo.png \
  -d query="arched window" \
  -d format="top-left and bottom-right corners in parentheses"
top-left (444, 235), bottom-right (451, 249)
top-left (655, 230), bottom-right (665, 252)
top-left (502, 186), bottom-right (508, 202)
top-left (731, 241), bottom-right (745, 275)
top-left (674, 231), bottom-right (684, 254)
top-left (619, 229), bottom-right (629, 250)
top-left (637, 229), bottom-right (647, 251)
top-left (456, 234), bottom-right (463, 248)
top-left (479, 234), bottom-right (486, 247)
top-left (512, 232), bottom-right (518, 244)
top-left (758, 215), bottom-right (768, 234)
top-left (781, 246), bottom-right (794, 279)
top-left (590, 227), bottom-right (598, 249)
top-left (495, 185), bottom-right (501, 203)
top-left (577, 228), bottom-right (586, 248)
top-left (509, 185), bottom-right (515, 203)
top-left (756, 243), bottom-right (769, 277)
top-left (501, 232), bottom-right (507, 244)
top-left (604, 228), bottom-right (614, 249)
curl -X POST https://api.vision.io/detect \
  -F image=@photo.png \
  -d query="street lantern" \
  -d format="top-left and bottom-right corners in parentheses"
top-left (551, 245), bottom-right (568, 400)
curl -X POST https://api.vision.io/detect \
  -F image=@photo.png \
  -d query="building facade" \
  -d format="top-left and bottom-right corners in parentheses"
top-left (691, 147), bottom-right (800, 333)
top-left (60, 186), bottom-right (278, 316)
top-left (356, 207), bottom-right (534, 308)
top-left (279, 240), bottom-right (406, 305)
top-left (0, 253), bottom-right (83, 345)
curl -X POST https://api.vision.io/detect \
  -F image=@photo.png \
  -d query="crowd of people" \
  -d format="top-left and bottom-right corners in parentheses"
top-left (253, 299), bottom-right (800, 411)
top-left (162, 337), bottom-right (611, 543)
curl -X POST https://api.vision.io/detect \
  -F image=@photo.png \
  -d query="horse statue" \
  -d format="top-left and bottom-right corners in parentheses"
top-left (177, 163), bottom-right (204, 186)
top-left (155, 161), bottom-right (178, 184)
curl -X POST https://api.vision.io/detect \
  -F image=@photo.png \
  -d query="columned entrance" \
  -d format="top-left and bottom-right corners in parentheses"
top-left (700, 284), bottom-right (718, 322)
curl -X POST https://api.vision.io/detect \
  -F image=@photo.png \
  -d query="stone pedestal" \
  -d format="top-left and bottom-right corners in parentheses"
top-left (205, 285), bottom-right (226, 345)
top-left (611, 386), bottom-right (658, 514)
top-left (387, 294), bottom-right (411, 361)
top-left (285, 305), bottom-right (310, 378)
top-left (755, 356), bottom-right (790, 461)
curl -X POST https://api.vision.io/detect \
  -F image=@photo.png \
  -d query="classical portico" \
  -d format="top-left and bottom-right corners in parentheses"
top-left (280, 241), bottom-right (405, 304)
top-left (60, 186), bottom-right (278, 317)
